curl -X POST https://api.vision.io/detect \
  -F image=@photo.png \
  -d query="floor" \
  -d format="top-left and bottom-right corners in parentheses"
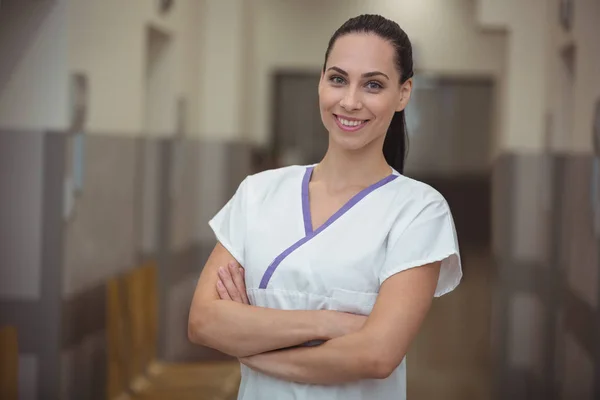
top-left (407, 245), bottom-right (493, 400)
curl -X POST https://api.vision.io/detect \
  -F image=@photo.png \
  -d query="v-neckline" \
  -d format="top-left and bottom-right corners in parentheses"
top-left (257, 165), bottom-right (399, 289)
top-left (301, 165), bottom-right (398, 236)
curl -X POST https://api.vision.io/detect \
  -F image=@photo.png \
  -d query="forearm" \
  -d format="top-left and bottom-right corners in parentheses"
top-left (188, 300), bottom-right (331, 357)
top-left (240, 330), bottom-right (391, 385)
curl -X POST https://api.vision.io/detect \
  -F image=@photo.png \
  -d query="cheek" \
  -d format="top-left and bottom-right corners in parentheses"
top-left (318, 86), bottom-right (339, 111)
top-left (366, 97), bottom-right (396, 123)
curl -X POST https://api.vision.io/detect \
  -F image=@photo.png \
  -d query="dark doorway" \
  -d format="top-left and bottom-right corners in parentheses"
top-left (271, 71), bottom-right (328, 166)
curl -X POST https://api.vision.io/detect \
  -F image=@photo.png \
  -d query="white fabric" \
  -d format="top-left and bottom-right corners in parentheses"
top-left (209, 164), bottom-right (462, 400)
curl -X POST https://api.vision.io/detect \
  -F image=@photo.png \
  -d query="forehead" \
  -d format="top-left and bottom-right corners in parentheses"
top-left (326, 33), bottom-right (398, 77)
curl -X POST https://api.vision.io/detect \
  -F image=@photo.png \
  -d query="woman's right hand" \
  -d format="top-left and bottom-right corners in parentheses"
top-left (216, 260), bottom-right (249, 305)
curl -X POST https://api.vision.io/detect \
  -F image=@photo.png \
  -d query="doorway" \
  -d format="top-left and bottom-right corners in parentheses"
top-left (403, 76), bottom-right (495, 400)
top-left (271, 71), bottom-right (328, 166)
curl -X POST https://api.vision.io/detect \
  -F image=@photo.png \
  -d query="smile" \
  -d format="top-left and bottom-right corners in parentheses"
top-left (334, 114), bottom-right (369, 132)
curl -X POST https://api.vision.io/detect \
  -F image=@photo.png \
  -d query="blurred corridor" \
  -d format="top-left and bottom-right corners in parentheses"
top-left (0, 0), bottom-right (599, 399)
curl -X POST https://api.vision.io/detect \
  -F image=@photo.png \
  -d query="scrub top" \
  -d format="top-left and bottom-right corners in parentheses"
top-left (209, 164), bottom-right (462, 400)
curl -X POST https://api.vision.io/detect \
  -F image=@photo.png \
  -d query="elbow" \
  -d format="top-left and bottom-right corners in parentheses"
top-left (362, 349), bottom-right (401, 380)
top-left (187, 303), bottom-right (245, 358)
top-left (369, 359), bottom-right (396, 380)
top-left (187, 319), bottom-right (202, 345)
top-left (187, 304), bottom-right (214, 346)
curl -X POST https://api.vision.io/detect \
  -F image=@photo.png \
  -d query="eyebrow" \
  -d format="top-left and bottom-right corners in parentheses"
top-left (327, 66), bottom-right (390, 81)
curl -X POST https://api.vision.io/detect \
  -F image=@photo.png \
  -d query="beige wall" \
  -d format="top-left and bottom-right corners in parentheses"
top-left (68, 0), bottom-right (202, 137)
top-left (197, 0), bottom-right (252, 141)
top-left (544, 0), bottom-right (600, 154)
top-left (68, 0), bottom-right (509, 144)
top-left (570, 0), bottom-right (600, 153)
top-left (478, 0), bottom-right (600, 154)
top-left (545, 0), bottom-right (571, 152)
top-left (478, 0), bottom-right (550, 152)
top-left (0, 0), bottom-right (69, 131)
top-left (3, 0), bottom-right (596, 150)
top-left (250, 0), bottom-right (507, 146)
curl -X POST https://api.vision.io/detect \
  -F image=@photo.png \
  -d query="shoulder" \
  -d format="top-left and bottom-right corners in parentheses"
top-left (379, 176), bottom-right (458, 251)
top-left (240, 164), bottom-right (309, 201)
top-left (386, 174), bottom-right (453, 230)
top-left (246, 164), bottom-right (307, 187)
top-left (390, 174), bottom-right (448, 207)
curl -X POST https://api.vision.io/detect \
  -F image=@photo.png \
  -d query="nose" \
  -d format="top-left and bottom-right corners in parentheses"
top-left (339, 86), bottom-right (362, 111)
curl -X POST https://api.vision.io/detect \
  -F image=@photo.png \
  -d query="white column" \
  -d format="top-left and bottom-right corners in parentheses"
top-left (477, 0), bottom-right (549, 153)
top-left (197, 0), bottom-right (249, 141)
top-left (571, 0), bottom-right (600, 153)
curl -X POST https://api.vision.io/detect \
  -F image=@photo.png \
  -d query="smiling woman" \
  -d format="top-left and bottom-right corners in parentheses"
top-left (319, 31), bottom-right (413, 173)
top-left (188, 14), bottom-right (462, 400)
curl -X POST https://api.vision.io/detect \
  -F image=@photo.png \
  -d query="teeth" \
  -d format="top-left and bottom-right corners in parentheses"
top-left (338, 117), bottom-right (365, 127)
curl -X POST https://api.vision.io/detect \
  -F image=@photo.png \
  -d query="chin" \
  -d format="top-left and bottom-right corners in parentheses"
top-left (329, 129), bottom-right (372, 152)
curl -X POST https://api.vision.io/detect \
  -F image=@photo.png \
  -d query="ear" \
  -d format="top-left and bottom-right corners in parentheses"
top-left (395, 78), bottom-right (413, 112)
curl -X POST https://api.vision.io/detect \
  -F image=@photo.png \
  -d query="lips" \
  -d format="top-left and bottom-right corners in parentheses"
top-left (334, 114), bottom-right (369, 132)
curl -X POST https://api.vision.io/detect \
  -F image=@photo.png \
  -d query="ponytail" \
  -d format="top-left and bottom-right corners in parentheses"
top-left (383, 110), bottom-right (408, 174)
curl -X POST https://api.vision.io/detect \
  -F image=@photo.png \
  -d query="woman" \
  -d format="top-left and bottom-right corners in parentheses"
top-left (188, 14), bottom-right (462, 400)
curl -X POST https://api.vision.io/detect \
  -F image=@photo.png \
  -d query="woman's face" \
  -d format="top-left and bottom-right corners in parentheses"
top-left (318, 33), bottom-right (411, 153)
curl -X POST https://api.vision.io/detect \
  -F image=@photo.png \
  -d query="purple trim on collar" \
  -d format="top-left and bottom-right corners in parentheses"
top-left (258, 167), bottom-right (398, 289)
top-left (302, 166), bottom-right (314, 235)
top-left (258, 234), bottom-right (314, 289)
top-left (308, 172), bottom-right (398, 236)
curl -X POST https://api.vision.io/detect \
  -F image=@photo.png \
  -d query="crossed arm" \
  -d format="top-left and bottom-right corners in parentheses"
top-left (187, 242), bottom-right (441, 384)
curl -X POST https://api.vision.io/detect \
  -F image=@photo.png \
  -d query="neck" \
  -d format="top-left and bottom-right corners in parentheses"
top-left (314, 141), bottom-right (391, 188)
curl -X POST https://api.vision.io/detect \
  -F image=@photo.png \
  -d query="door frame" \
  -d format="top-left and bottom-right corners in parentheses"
top-left (270, 69), bottom-right (322, 161)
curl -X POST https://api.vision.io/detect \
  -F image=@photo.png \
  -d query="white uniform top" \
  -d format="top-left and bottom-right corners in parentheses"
top-left (209, 164), bottom-right (462, 400)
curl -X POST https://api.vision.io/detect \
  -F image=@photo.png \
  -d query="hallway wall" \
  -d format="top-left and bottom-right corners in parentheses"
top-left (68, 0), bottom-right (202, 137)
top-left (492, 153), bottom-right (599, 399)
top-left (478, 0), bottom-right (600, 398)
top-left (0, 131), bottom-right (48, 400)
top-left (0, 129), bottom-right (253, 400)
top-left (0, 0), bottom-right (69, 131)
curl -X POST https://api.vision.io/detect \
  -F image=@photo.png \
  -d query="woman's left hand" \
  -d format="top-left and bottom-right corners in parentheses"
top-left (216, 260), bottom-right (249, 305)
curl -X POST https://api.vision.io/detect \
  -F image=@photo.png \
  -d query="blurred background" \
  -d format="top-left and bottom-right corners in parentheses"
top-left (0, 0), bottom-right (598, 399)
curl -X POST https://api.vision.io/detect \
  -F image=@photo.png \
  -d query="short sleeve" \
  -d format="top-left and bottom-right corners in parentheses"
top-left (379, 198), bottom-right (462, 297)
top-left (208, 177), bottom-right (249, 265)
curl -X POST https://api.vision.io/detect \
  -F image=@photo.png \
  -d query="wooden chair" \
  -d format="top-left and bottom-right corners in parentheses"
top-left (106, 277), bottom-right (133, 400)
top-left (121, 264), bottom-right (240, 399)
top-left (0, 325), bottom-right (18, 400)
top-left (108, 271), bottom-right (236, 400)
top-left (140, 262), bottom-right (240, 389)
top-left (123, 268), bottom-right (149, 391)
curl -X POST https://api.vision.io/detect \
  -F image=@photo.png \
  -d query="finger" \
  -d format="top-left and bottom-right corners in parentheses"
top-left (238, 267), bottom-right (250, 304)
top-left (218, 266), bottom-right (243, 303)
top-left (216, 278), bottom-right (231, 300)
top-left (229, 262), bottom-right (249, 305)
top-left (219, 266), bottom-right (240, 301)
